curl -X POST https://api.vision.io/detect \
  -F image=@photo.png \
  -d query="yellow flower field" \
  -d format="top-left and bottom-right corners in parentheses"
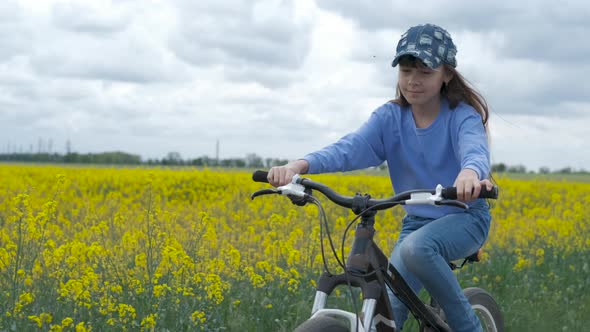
top-left (0, 164), bottom-right (588, 331)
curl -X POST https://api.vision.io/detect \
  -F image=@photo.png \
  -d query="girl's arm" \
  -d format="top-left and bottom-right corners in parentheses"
top-left (304, 109), bottom-right (389, 174)
top-left (453, 106), bottom-right (491, 201)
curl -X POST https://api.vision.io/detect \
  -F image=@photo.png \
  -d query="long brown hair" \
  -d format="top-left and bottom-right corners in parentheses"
top-left (392, 56), bottom-right (489, 130)
top-left (392, 55), bottom-right (496, 186)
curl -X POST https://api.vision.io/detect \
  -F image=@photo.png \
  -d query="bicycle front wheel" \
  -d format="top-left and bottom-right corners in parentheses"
top-left (464, 287), bottom-right (504, 332)
top-left (293, 316), bottom-right (349, 332)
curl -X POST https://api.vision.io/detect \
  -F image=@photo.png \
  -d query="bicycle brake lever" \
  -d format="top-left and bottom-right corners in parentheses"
top-left (277, 182), bottom-right (309, 206)
top-left (277, 182), bottom-right (306, 198)
top-left (251, 189), bottom-right (279, 200)
top-left (436, 200), bottom-right (469, 209)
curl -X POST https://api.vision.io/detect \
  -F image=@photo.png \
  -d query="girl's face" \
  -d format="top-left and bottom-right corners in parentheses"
top-left (398, 58), bottom-right (452, 108)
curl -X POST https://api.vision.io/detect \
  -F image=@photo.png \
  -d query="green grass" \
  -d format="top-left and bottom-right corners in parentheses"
top-left (230, 249), bottom-right (590, 331)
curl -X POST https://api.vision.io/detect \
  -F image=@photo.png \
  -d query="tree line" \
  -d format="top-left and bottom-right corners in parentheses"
top-left (0, 152), bottom-right (289, 168)
top-left (490, 163), bottom-right (588, 175)
top-left (0, 151), bottom-right (586, 174)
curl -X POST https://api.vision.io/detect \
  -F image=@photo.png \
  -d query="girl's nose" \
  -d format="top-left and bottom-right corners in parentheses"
top-left (408, 77), bottom-right (420, 86)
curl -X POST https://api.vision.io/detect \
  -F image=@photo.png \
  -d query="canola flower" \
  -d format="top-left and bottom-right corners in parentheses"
top-left (0, 164), bottom-right (588, 331)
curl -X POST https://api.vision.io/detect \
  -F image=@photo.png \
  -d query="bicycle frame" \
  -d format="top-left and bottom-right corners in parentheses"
top-left (309, 201), bottom-right (451, 332)
top-left (250, 170), bottom-right (499, 331)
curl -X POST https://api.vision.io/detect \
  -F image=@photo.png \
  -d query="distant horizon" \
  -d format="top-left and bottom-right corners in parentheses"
top-left (4, 133), bottom-right (588, 173)
top-left (1, 148), bottom-right (586, 174)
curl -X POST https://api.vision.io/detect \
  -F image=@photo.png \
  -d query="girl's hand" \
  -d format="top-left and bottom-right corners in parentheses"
top-left (453, 168), bottom-right (493, 201)
top-left (267, 160), bottom-right (309, 187)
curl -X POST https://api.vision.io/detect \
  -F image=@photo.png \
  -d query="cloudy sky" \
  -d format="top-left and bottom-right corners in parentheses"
top-left (1, 0), bottom-right (589, 171)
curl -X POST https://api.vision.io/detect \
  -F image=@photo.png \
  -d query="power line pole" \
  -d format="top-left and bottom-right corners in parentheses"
top-left (216, 139), bottom-right (220, 164)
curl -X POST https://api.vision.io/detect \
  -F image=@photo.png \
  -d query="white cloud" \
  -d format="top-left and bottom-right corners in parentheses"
top-left (27, 1), bottom-right (186, 83)
top-left (0, 1), bottom-right (32, 60)
top-left (51, 1), bottom-right (131, 34)
top-left (169, 0), bottom-right (314, 88)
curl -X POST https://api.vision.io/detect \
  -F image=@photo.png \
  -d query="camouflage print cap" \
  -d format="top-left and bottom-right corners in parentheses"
top-left (391, 23), bottom-right (457, 69)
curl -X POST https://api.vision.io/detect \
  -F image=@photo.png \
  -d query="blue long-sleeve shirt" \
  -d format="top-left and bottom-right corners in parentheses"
top-left (303, 99), bottom-right (490, 218)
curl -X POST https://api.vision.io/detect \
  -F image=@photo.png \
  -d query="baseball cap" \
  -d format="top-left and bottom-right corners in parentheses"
top-left (391, 23), bottom-right (457, 69)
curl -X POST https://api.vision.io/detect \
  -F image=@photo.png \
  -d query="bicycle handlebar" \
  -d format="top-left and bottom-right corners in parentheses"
top-left (252, 170), bottom-right (272, 183)
top-left (252, 170), bottom-right (498, 211)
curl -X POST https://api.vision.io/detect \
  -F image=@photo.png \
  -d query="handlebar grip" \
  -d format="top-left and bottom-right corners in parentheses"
top-left (252, 170), bottom-right (269, 183)
top-left (442, 185), bottom-right (498, 200)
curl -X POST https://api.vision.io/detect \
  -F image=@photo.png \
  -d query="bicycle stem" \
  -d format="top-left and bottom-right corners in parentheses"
top-left (347, 221), bottom-right (375, 273)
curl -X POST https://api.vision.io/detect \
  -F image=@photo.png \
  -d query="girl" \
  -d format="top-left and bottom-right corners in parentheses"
top-left (268, 23), bottom-right (493, 332)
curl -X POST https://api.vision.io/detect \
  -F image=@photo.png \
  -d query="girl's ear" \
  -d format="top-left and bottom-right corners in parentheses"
top-left (444, 70), bottom-right (454, 85)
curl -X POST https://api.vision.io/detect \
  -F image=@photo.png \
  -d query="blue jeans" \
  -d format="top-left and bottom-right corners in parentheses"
top-left (387, 200), bottom-right (491, 332)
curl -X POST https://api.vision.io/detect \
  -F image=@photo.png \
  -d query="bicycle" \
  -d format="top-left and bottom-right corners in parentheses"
top-left (251, 170), bottom-right (504, 332)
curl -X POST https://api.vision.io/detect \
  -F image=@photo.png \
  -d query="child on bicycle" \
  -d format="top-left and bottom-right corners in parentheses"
top-left (268, 23), bottom-right (493, 332)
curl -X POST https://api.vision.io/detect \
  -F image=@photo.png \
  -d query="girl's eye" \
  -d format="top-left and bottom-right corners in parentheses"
top-left (421, 70), bottom-right (432, 75)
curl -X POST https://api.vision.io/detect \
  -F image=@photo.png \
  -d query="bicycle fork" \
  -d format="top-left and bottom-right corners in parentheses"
top-left (310, 272), bottom-right (396, 332)
top-left (309, 220), bottom-right (397, 331)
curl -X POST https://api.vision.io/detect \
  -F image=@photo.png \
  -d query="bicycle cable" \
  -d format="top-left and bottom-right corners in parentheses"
top-left (338, 202), bottom-right (399, 332)
top-left (338, 201), bottom-right (411, 332)
top-left (341, 213), bottom-right (364, 332)
top-left (308, 195), bottom-right (345, 275)
top-left (340, 201), bottom-right (403, 277)
top-left (310, 195), bottom-right (361, 332)
top-left (313, 196), bottom-right (436, 331)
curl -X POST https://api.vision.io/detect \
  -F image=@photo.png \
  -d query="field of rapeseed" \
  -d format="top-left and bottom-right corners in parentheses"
top-left (0, 164), bottom-right (588, 331)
